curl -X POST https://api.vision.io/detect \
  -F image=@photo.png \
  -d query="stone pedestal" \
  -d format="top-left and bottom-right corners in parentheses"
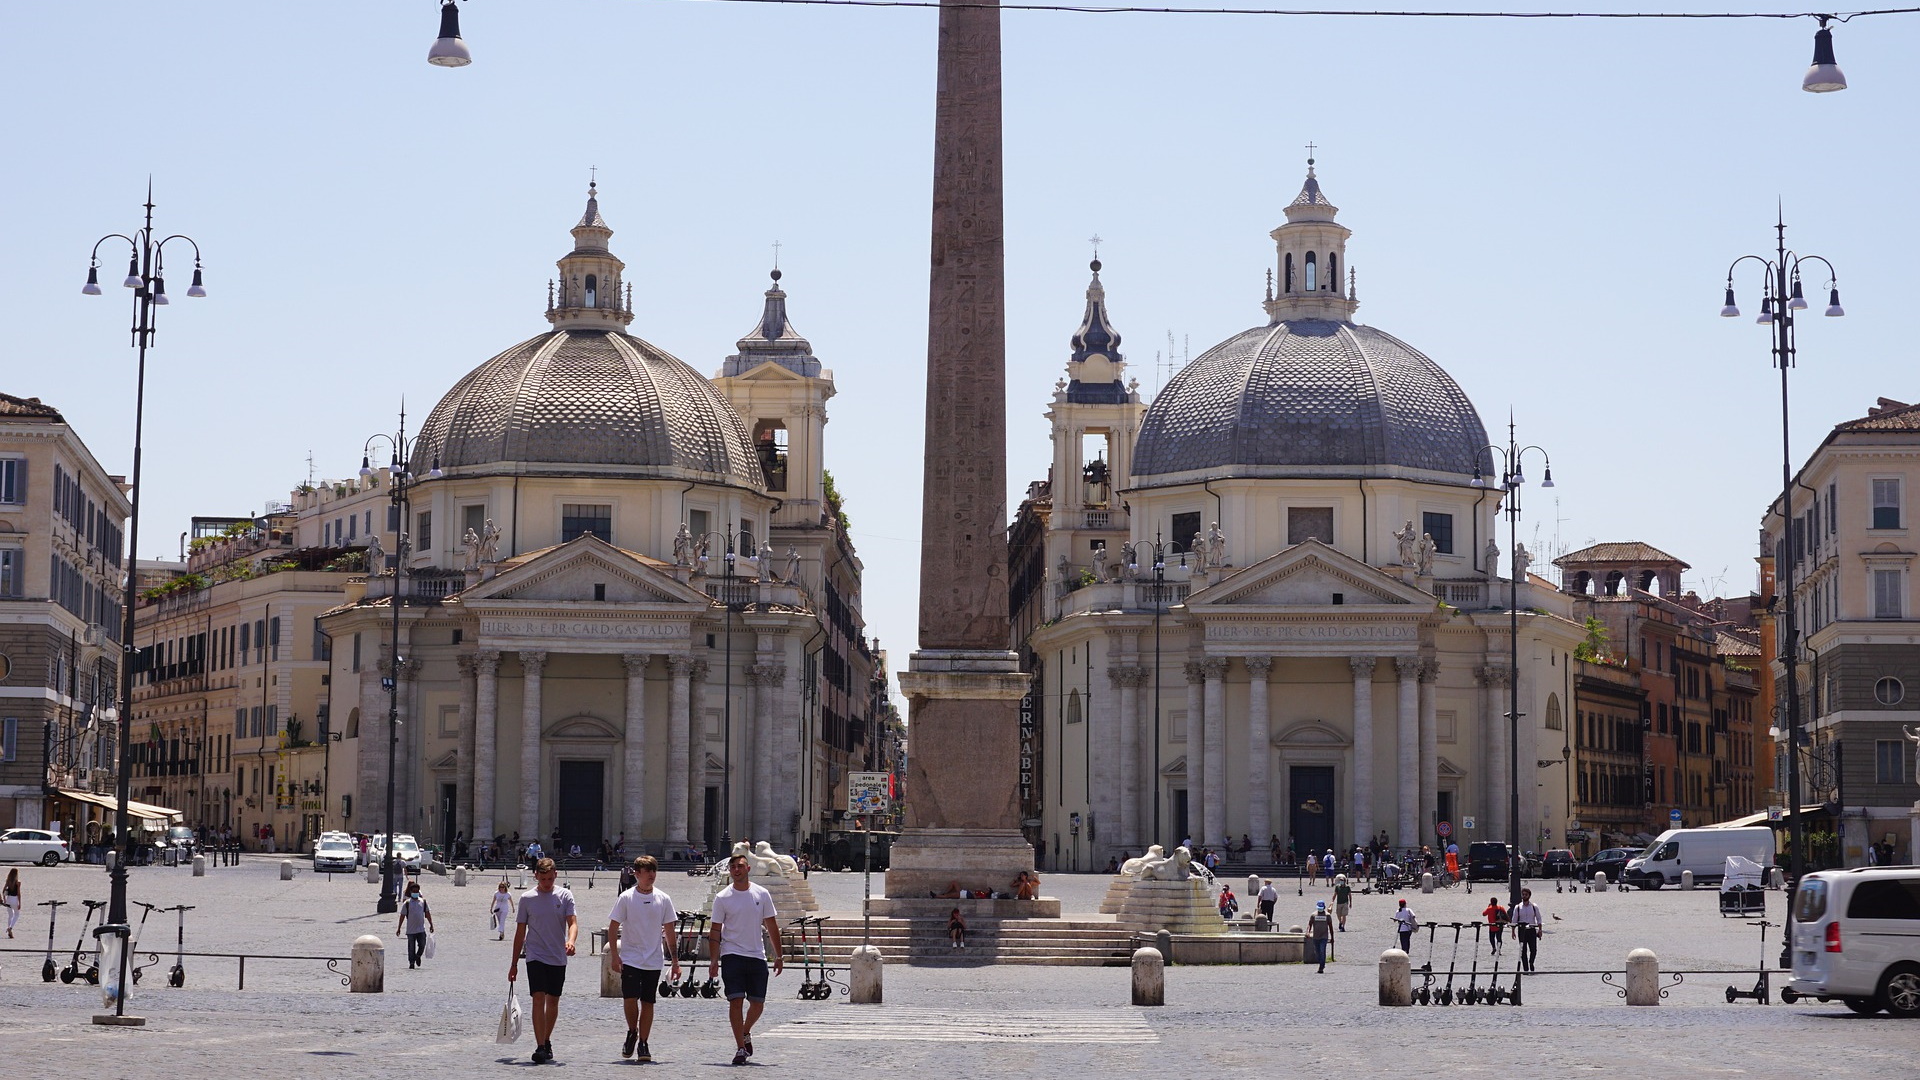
top-left (1131, 947), bottom-right (1165, 1006)
top-left (1114, 878), bottom-right (1227, 935)
top-left (1625, 948), bottom-right (1660, 1005)
top-left (350, 935), bottom-right (385, 993)
top-left (1379, 948), bottom-right (1412, 1006)
top-left (884, 828), bottom-right (1038, 909)
top-left (599, 954), bottom-right (621, 999)
top-left (849, 945), bottom-right (883, 1004)
top-left (280, 860), bottom-right (294, 881)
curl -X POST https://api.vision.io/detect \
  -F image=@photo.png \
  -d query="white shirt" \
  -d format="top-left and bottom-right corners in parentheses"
top-left (711, 882), bottom-right (777, 960)
top-left (1392, 907), bottom-right (1419, 931)
top-left (607, 886), bottom-right (677, 970)
top-left (1511, 901), bottom-right (1542, 928)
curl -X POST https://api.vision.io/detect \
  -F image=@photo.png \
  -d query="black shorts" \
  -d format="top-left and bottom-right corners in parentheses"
top-left (621, 965), bottom-right (660, 1003)
top-left (719, 954), bottom-right (770, 1002)
top-left (526, 959), bottom-right (567, 998)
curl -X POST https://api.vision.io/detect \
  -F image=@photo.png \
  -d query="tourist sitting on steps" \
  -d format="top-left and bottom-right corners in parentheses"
top-left (948, 908), bottom-right (966, 949)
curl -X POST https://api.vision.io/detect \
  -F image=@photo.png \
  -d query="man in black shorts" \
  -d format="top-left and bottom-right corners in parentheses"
top-left (606, 855), bottom-right (680, 1062)
top-left (510, 858), bottom-right (578, 1064)
top-left (708, 854), bottom-right (783, 1065)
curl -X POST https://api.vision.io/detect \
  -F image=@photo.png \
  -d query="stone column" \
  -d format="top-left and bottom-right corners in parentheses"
top-left (750, 661), bottom-right (784, 842)
top-left (472, 651), bottom-right (500, 844)
top-left (357, 661), bottom-right (387, 832)
top-left (1245, 656), bottom-right (1273, 846)
top-left (1096, 666), bottom-right (1125, 854)
top-left (776, 658), bottom-right (802, 851)
top-left (398, 658), bottom-right (420, 836)
top-left (518, 650), bottom-right (546, 842)
top-left (1479, 665), bottom-right (1511, 842)
top-left (1351, 656), bottom-right (1377, 849)
top-left (690, 659), bottom-right (710, 849)
top-left (1515, 651), bottom-right (1539, 851)
top-left (1115, 665), bottom-right (1145, 851)
top-left (1184, 661), bottom-right (1207, 843)
top-left (1202, 657), bottom-right (1229, 850)
top-left (456, 654), bottom-right (477, 847)
top-left (1395, 656), bottom-right (1420, 851)
top-left (1419, 660), bottom-right (1441, 846)
top-left (666, 656), bottom-right (694, 849)
top-left (622, 654), bottom-right (650, 849)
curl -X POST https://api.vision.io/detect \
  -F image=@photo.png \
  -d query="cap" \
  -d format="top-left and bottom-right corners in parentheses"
top-left (1316, 900), bottom-right (1327, 909)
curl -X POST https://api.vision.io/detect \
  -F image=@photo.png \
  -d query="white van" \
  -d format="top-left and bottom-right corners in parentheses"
top-left (1782, 866), bottom-right (1920, 1017)
top-left (1622, 826), bottom-right (1773, 890)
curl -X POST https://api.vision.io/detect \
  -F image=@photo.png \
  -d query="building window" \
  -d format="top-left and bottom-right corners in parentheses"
top-left (737, 521), bottom-right (755, 556)
top-left (0, 458), bottom-right (21, 504)
top-left (1545, 694), bottom-right (1563, 730)
top-left (1828, 483), bottom-right (1838, 535)
top-left (1287, 507), bottom-right (1334, 545)
top-left (753, 422), bottom-right (789, 493)
top-left (1, 716), bottom-right (14, 762)
top-left (687, 508), bottom-right (711, 545)
top-left (1874, 568), bottom-right (1903, 619)
top-left (416, 511), bottom-right (431, 551)
top-left (1065, 690), bottom-right (1081, 725)
top-left (1873, 478), bottom-right (1902, 530)
top-left (1876, 677), bottom-right (1905, 706)
top-left (1422, 512), bottom-right (1455, 555)
top-left (1877, 740), bottom-right (1906, 785)
top-left (1171, 512), bottom-right (1201, 559)
top-left (561, 504), bottom-right (612, 543)
top-left (463, 503), bottom-right (486, 539)
top-left (0, 547), bottom-right (20, 598)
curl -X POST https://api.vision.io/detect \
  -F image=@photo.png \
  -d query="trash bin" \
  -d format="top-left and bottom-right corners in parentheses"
top-left (164, 847), bottom-right (178, 868)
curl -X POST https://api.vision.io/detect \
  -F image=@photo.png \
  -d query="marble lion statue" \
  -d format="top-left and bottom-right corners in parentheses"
top-left (1120, 845), bottom-right (1166, 878)
top-left (752, 841), bottom-right (799, 877)
top-left (1138, 846), bottom-right (1196, 881)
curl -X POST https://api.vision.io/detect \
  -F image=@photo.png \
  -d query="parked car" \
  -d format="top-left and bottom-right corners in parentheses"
top-left (1783, 866), bottom-right (1920, 1016)
top-left (1624, 826), bottom-right (1774, 890)
top-left (312, 837), bottom-right (359, 873)
top-left (1467, 841), bottom-right (1512, 882)
top-left (1582, 847), bottom-right (1641, 884)
top-left (164, 825), bottom-right (196, 853)
top-left (0, 828), bottom-right (73, 866)
top-left (374, 833), bottom-right (423, 871)
top-left (1541, 849), bottom-right (1578, 878)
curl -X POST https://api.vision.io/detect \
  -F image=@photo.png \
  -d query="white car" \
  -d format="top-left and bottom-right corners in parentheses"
top-left (1784, 866), bottom-right (1920, 1017)
top-left (313, 838), bottom-right (359, 873)
top-left (0, 828), bottom-right (73, 866)
top-left (371, 833), bottom-right (423, 871)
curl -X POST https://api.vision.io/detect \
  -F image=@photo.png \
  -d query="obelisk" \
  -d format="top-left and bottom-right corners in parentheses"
top-left (885, 0), bottom-right (1035, 903)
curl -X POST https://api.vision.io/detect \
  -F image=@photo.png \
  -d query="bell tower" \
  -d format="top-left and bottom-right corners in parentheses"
top-left (546, 181), bottom-right (635, 332)
top-left (1047, 258), bottom-right (1143, 565)
top-left (1264, 154), bottom-right (1359, 324)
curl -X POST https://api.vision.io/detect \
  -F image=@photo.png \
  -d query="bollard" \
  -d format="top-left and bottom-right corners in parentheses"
top-left (1247, 874), bottom-right (1261, 900)
top-left (1154, 929), bottom-right (1173, 966)
top-left (1624, 948), bottom-right (1660, 1006)
top-left (1594, 871), bottom-right (1609, 892)
top-left (280, 860), bottom-right (294, 881)
top-left (1131, 947), bottom-right (1165, 1006)
top-left (366, 863), bottom-right (380, 884)
top-left (192, 854), bottom-right (206, 877)
top-left (1680, 870), bottom-right (1694, 891)
top-left (1379, 949), bottom-right (1412, 1006)
top-left (1769, 867), bottom-right (1785, 890)
top-left (453, 865), bottom-right (469, 887)
top-left (350, 935), bottom-right (385, 993)
top-left (1421, 871), bottom-right (1434, 894)
top-left (849, 945), bottom-right (884, 1004)
top-left (1254, 915), bottom-right (1270, 933)
top-left (599, 953), bottom-right (622, 998)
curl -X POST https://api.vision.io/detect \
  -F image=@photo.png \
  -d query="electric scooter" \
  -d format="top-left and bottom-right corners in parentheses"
top-left (789, 916), bottom-right (820, 1000)
top-left (1459, 922), bottom-right (1485, 1005)
top-left (1483, 938), bottom-right (1509, 1005)
top-left (1726, 920), bottom-right (1774, 1004)
top-left (129, 900), bottom-right (161, 984)
top-left (1412, 921), bottom-right (1438, 1005)
top-left (61, 900), bottom-right (106, 984)
top-left (38, 899), bottom-right (66, 982)
top-left (165, 905), bottom-right (195, 987)
top-left (1435, 923), bottom-right (1465, 1005)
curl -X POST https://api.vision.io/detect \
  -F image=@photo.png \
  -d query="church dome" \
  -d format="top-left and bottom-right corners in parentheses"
top-left (411, 184), bottom-right (765, 491)
top-left (1131, 318), bottom-right (1489, 481)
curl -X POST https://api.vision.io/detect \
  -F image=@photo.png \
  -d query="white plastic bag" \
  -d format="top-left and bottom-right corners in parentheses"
top-left (496, 985), bottom-right (524, 1044)
top-left (424, 932), bottom-right (437, 960)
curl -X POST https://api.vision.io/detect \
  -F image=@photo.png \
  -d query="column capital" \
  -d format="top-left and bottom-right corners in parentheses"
top-left (1418, 659), bottom-right (1441, 684)
top-left (475, 649), bottom-right (501, 671)
top-left (1108, 665), bottom-right (1150, 688)
top-left (1349, 655), bottom-right (1377, 678)
top-left (1200, 656), bottom-right (1229, 679)
top-left (1244, 655), bottom-right (1273, 679)
top-left (456, 654), bottom-right (475, 677)
top-left (1394, 655), bottom-right (1421, 679)
top-left (747, 663), bottom-right (786, 686)
top-left (668, 655), bottom-right (697, 678)
top-left (1477, 664), bottom-right (1512, 688)
top-left (1184, 660), bottom-right (1208, 685)
top-left (692, 659), bottom-right (711, 681)
top-left (520, 650), bottom-right (547, 673)
top-left (622, 653), bottom-right (651, 676)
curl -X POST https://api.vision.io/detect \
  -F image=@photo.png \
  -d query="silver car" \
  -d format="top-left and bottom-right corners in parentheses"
top-left (0, 828), bottom-right (73, 866)
top-left (312, 838), bottom-right (358, 873)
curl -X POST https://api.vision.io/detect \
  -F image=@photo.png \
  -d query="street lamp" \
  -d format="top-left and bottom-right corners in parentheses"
top-left (689, 529), bottom-right (753, 851)
top-left (1473, 418), bottom-right (1554, 907)
top-left (1722, 217), bottom-right (1844, 964)
top-left (1124, 532), bottom-right (1180, 853)
top-left (427, 1), bottom-right (472, 67)
top-left (360, 410), bottom-right (441, 914)
top-left (81, 187), bottom-right (207, 1024)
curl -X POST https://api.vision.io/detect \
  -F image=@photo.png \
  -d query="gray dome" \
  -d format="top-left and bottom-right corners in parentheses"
top-left (415, 328), bottom-right (764, 489)
top-left (1132, 319), bottom-right (1489, 481)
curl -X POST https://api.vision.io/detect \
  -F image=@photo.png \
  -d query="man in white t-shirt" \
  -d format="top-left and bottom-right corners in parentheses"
top-left (707, 853), bottom-right (784, 1067)
top-left (606, 855), bottom-right (680, 1063)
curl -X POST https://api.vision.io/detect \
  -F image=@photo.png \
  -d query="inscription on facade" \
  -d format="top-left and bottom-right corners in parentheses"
top-left (1206, 622), bottom-right (1418, 642)
top-left (479, 618), bottom-right (684, 641)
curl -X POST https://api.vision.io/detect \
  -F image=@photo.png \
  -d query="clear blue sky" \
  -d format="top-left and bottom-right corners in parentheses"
top-left (5, 3), bottom-right (1918, 695)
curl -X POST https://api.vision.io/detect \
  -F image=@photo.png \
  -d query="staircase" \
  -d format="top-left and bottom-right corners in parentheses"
top-left (794, 916), bottom-right (1137, 967)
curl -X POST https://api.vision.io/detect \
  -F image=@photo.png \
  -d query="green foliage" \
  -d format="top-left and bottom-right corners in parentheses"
top-left (140, 572), bottom-right (210, 601)
top-left (821, 469), bottom-right (851, 533)
top-left (1572, 616), bottom-right (1612, 662)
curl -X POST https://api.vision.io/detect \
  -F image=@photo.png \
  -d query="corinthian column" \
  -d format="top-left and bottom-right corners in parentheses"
top-left (1479, 664), bottom-right (1511, 841)
top-left (1245, 656), bottom-right (1273, 845)
top-left (1115, 665), bottom-right (1144, 850)
top-left (1184, 661), bottom-right (1206, 841)
top-left (1202, 657), bottom-right (1229, 849)
top-left (622, 654), bottom-right (650, 847)
top-left (1395, 655), bottom-right (1419, 851)
top-left (1350, 656), bottom-right (1377, 848)
top-left (1094, 666), bottom-right (1124, 851)
top-left (666, 656), bottom-right (694, 848)
top-left (472, 651), bottom-right (500, 843)
top-left (457, 654), bottom-right (478, 844)
top-left (518, 650), bottom-right (547, 842)
top-left (690, 660), bottom-right (710, 846)
top-left (750, 661), bottom-right (784, 841)
top-left (1419, 659), bottom-right (1441, 846)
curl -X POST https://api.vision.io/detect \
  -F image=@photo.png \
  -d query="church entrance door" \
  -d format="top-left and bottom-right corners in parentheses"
top-left (1290, 765), bottom-right (1335, 858)
top-left (556, 760), bottom-right (604, 849)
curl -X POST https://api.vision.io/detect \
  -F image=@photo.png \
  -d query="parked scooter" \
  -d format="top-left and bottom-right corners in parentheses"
top-left (1459, 922), bottom-right (1486, 1005)
top-left (165, 905), bottom-right (195, 988)
top-left (1412, 921), bottom-right (1438, 1005)
top-left (129, 900), bottom-right (161, 984)
top-left (61, 900), bottom-right (107, 984)
top-left (38, 900), bottom-right (66, 982)
top-left (1435, 923), bottom-right (1465, 1005)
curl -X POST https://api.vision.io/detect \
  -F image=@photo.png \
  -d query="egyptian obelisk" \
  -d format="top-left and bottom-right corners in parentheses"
top-left (884, 0), bottom-right (1036, 903)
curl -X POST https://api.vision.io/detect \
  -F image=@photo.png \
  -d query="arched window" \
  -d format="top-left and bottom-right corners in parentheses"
top-left (1304, 252), bottom-right (1318, 292)
top-left (1327, 253), bottom-right (1338, 291)
top-left (1284, 253), bottom-right (1295, 293)
top-left (1545, 694), bottom-right (1563, 730)
top-left (1066, 690), bottom-right (1082, 726)
top-left (585, 274), bottom-right (598, 308)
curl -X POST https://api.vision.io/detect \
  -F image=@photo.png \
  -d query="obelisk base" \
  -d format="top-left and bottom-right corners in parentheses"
top-left (882, 829), bottom-right (1040, 907)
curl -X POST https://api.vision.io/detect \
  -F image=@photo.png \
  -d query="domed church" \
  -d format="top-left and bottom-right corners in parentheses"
top-left (1012, 160), bottom-right (1583, 870)
top-left (317, 185), bottom-right (878, 858)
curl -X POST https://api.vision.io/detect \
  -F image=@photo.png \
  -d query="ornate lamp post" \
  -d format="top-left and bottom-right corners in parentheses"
top-left (359, 411), bottom-right (440, 914)
top-left (1721, 218), bottom-right (1844, 964)
top-left (81, 188), bottom-right (207, 1024)
top-left (1124, 532), bottom-right (1180, 852)
top-left (687, 529), bottom-right (752, 851)
top-left (1473, 419), bottom-right (1554, 906)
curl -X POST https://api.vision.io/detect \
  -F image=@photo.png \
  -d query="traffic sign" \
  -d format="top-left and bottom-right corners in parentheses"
top-left (1436, 820), bottom-right (1453, 838)
top-left (1768, 805), bottom-right (1783, 822)
top-left (1461, 816), bottom-right (1476, 831)
top-left (847, 772), bottom-right (890, 815)
top-left (1669, 808), bottom-right (1683, 824)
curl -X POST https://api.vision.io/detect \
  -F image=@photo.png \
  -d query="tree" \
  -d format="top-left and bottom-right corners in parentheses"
top-left (1573, 616), bottom-right (1611, 663)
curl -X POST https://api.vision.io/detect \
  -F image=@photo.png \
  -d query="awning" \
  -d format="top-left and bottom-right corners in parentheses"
top-left (51, 790), bottom-right (178, 823)
top-left (1709, 807), bottom-right (1830, 829)
top-left (53, 788), bottom-right (118, 812)
top-left (123, 799), bottom-right (180, 824)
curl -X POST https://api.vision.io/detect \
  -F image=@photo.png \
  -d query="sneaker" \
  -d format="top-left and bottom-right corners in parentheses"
top-left (531, 1043), bottom-right (552, 1065)
top-left (732, 1048), bottom-right (749, 1066)
top-left (636, 1041), bottom-right (652, 1064)
top-left (622, 1030), bottom-right (637, 1059)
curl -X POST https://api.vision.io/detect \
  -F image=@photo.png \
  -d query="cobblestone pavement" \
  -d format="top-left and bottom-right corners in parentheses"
top-left (0, 857), bottom-right (1915, 1076)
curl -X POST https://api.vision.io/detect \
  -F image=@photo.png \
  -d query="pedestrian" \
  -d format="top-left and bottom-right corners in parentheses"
top-left (1322, 849), bottom-right (1336, 881)
top-left (1332, 874), bottom-right (1353, 931)
top-left (1511, 888), bottom-right (1543, 972)
top-left (606, 855), bottom-right (679, 1063)
top-left (490, 879), bottom-right (516, 940)
top-left (1257, 878), bottom-right (1278, 922)
top-left (1482, 896), bottom-right (1507, 956)
top-left (509, 857), bottom-right (578, 1065)
top-left (1218, 885), bottom-right (1238, 920)
top-left (396, 880), bottom-right (435, 968)
top-left (1306, 852), bottom-right (1320, 886)
top-left (708, 853), bottom-right (784, 1066)
top-left (2, 868), bottom-right (20, 938)
top-left (948, 907), bottom-right (966, 948)
top-left (1308, 900), bottom-right (1335, 973)
top-left (1392, 898), bottom-right (1418, 953)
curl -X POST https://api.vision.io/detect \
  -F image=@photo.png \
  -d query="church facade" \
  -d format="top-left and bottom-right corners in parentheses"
top-left (1012, 162), bottom-right (1584, 870)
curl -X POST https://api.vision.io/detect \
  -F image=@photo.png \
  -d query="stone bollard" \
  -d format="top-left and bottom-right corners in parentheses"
top-left (1131, 947), bottom-right (1165, 1006)
top-left (1680, 870), bottom-right (1694, 891)
top-left (1379, 949), bottom-right (1412, 1006)
top-left (1594, 872), bottom-right (1609, 892)
top-left (453, 866), bottom-right (469, 887)
top-left (599, 953), bottom-right (622, 999)
top-left (1770, 867), bottom-right (1786, 890)
top-left (191, 854), bottom-right (206, 877)
top-left (366, 863), bottom-right (380, 884)
top-left (1155, 929), bottom-right (1173, 966)
top-left (350, 935), bottom-right (385, 993)
top-left (849, 944), bottom-right (884, 1004)
top-left (1421, 871), bottom-right (1434, 894)
top-left (1624, 948), bottom-right (1660, 1005)
top-left (1254, 915), bottom-right (1270, 933)
top-left (280, 860), bottom-right (294, 881)
top-left (1247, 874), bottom-right (1261, 899)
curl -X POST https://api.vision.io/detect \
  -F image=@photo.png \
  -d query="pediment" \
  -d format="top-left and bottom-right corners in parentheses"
top-left (1160, 755), bottom-right (1187, 776)
top-left (429, 751), bottom-right (458, 771)
top-left (462, 534), bottom-right (708, 608)
top-left (699, 752), bottom-right (726, 773)
top-left (1438, 756), bottom-right (1465, 778)
top-left (1273, 721), bottom-right (1351, 749)
top-left (1188, 540), bottom-right (1433, 609)
top-left (549, 715), bottom-right (619, 740)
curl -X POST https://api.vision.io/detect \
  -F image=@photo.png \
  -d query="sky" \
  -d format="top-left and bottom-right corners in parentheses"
top-left (5, 2), bottom-right (1920, 704)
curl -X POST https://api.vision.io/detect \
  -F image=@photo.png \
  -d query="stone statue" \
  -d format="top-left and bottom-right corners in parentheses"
top-left (479, 518), bottom-right (501, 564)
top-left (1136, 845), bottom-right (1196, 881)
top-left (752, 840), bottom-right (799, 876)
top-left (1415, 533), bottom-right (1436, 576)
top-left (460, 527), bottom-right (482, 572)
top-left (785, 545), bottom-right (801, 585)
top-left (1057, 553), bottom-right (1072, 586)
top-left (364, 533), bottom-right (384, 573)
top-left (1513, 542), bottom-right (1532, 581)
top-left (1120, 845), bottom-right (1165, 878)
top-left (1092, 544), bottom-right (1111, 583)
top-left (1188, 533), bottom-right (1210, 570)
top-left (1393, 520), bottom-right (1418, 566)
top-left (1206, 521), bottom-right (1226, 567)
top-left (396, 531), bottom-right (411, 562)
top-left (1484, 539), bottom-right (1500, 578)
